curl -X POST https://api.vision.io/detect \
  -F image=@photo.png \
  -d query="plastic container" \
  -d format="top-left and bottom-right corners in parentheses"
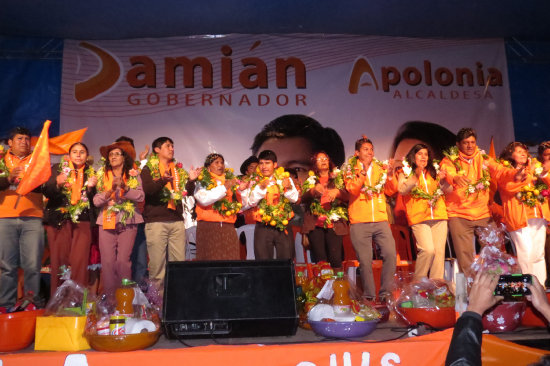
top-left (309, 320), bottom-right (378, 338)
top-left (0, 309), bottom-right (44, 352)
top-left (86, 330), bottom-right (160, 352)
top-left (398, 306), bottom-right (456, 329)
top-left (115, 279), bottom-right (135, 317)
top-left (332, 272), bottom-right (351, 315)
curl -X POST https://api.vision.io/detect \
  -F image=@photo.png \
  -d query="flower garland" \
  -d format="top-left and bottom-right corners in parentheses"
top-left (515, 183), bottom-right (549, 208)
top-left (0, 145), bottom-right (8, 178)
top-left (443, 146), bottom-right (490, 197)
top-left (57, 156), bottom-right (96, 223)
top-left (401, 159), bottom-right (444, 208)
top-left (302, 168), bottom-right (347, 228)
top-left (344, 156), bottom-right (388, 199)
top-left (196, 167), bottom-right (242, 216)
top-left (249, 166), bottom-right (294, 231)
top-left (96, 158), bottom-right (139, 226)
top-left (145, 154), bottom-right (189, 203)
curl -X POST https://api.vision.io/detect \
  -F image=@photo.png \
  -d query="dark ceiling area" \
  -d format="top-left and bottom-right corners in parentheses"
top-left (1, 0), bottom-right (550, 40)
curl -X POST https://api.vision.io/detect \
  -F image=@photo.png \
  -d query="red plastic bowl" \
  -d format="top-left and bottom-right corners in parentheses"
top-left (399, 307), bottom-right (457, 329)
top-left (0, 309), bottom-right (44, 352)
top-left (482, 301), bottom-right (525, 333)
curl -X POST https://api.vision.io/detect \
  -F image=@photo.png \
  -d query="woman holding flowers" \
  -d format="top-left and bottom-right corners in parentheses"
top-left (397, 144), bottom-right (452, 280)
top-left (43, 142), bottom-right (98, 296)
top-left (301, 151), bottom-right (348, 269)
top-left (497, 142), bottom-right (550, 285)
top-left (93, 141), bottom-right (144, 294)
top-left (194, 153), bottom-right (245, 260)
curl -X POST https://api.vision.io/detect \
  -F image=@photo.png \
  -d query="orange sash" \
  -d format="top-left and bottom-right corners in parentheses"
top-left (160, 161), bottom-right (178, 210)
top-left (68, 161), bottom-right (84, 205)
top-left (102, 170), bottom-right (126, 230)
top-left (4, 149), bottom-right (30, 181)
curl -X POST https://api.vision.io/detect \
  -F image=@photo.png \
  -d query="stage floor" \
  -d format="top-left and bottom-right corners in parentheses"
top-left (10, 318), bottom-right (550, 354)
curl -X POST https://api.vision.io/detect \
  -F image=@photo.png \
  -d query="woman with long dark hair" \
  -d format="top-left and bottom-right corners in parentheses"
top-left (301, 151), bottom-right (348, 269)
top-left (397, 143), bottom-right (451, 280)
top-left (93, 141), bottom-right (144, 294)
top-left (497, 141), bottom-right (550, 285)
top-left (43, 142), bottom-right (98, 295)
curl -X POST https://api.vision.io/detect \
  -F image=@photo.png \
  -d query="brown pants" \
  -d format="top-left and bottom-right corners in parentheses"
top-left (448, 216), bottom-right (491, 277)
top-left (349, 221), bottom-right (396, 299)
top-left (46, 221), bottom-right (92, 297)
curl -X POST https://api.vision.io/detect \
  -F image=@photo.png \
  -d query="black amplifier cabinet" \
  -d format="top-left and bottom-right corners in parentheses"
top-left (163, 260), bottom-right (298, 338)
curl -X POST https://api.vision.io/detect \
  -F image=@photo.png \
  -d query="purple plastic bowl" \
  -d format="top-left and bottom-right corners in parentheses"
top-left (309, 320), bottom-right (379, 338)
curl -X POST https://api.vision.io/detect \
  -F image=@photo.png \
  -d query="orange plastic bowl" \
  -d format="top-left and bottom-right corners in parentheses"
top-left (86, 330), bottom-right (161, 352)
top-left (0, 309), bottom-right (44, 352)
top-left (399, 307), bottom-right (456, 329)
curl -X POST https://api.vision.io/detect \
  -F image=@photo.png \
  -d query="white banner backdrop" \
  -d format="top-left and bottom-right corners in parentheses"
top-left (61, 34), bottom-right (513, 174)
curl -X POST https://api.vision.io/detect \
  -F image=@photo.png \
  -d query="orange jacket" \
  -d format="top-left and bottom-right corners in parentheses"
top-left (440, 150), bottom-right (501, 220)
top-left (497, 167), bottom-right (550, 232)
top-left (195, 173), bottom-right (240, 224)
top-left (0, 152), bottom-right (43, 218)
top-left (345, 160), bottom-right (393, 224)
top-left (398, 171), bottom-right (448, 226)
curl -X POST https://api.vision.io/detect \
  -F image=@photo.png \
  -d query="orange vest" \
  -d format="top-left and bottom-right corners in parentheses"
top-left (0, 152), bottom-right (43, 218)
top-left (497, 168), bottom-right (550, 232)
top-left (400, 172), bottom-right (448, 226)
top-left (345, 161), bottom-right (391, 224)
top-left (440, 151), bottom-right (501, 220)
top-left (195, 173), bottom-right (239, 224)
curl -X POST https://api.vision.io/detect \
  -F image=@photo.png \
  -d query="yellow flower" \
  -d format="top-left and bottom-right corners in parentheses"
top-left (283, 172), bottom-right (290, 178)
top-left (0, 145), bottom-right (4, 151)
top-left (534, 189), bottom-right (540, 196)
top-left (503, 161), bottom-right (510, 167)
top-left (225, 211), bottom-right (232, 216)
top-left (276, 167), bottom-right (284, 175)
top-left (127, 178), bottom-right (138, 189)
top-left (282, 219), bottom-right (288, 226)
top-left (270, 220), bottom-right (276, 226)
top-left (207, 184), bottom-right (214, 189)
top-left (258, 208), bottom-right (265, 215)
top-left (458, 170), bottom-right (465, 175)
top-left (308, 170), bottom-right (315, 176)
top-left (229, 168), bottom-right (234, 173)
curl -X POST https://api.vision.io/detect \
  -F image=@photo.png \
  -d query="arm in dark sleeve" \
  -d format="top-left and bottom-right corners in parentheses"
top-left (140, 166), bottom-right (166, 195)
top-left (445, 311), bottom-right (483, 366)
top-left (43, 165), bottom-right (61, 198)
top-left (0, 176), bottom-right (10, 191)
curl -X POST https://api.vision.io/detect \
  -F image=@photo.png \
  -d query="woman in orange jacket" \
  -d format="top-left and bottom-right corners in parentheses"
top-left (194, 153), bottom-right (245, 260)
top-left (397, 144), bottom-right (452, 280)
top-left (497, 142), bottom-right (550, 286)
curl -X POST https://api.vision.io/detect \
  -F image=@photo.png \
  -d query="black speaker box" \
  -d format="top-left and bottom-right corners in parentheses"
top-left (163, 260), bottom-right (298, 338)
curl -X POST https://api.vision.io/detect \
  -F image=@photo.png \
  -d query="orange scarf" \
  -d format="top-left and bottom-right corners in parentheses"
top-left (102, 170), bottom-right (126, 230)
top-left (4, 149), bottom-right (30, 180)
top-left (68, 161), bottom-right (85, 205)
top-left (458, 147), bottom-right (483, 181)
top-left (160, 160), bottom-right (179, 210)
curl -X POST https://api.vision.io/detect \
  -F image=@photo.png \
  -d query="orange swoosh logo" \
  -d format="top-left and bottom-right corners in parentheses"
top-left (75, 42), bottom-right (121, 102)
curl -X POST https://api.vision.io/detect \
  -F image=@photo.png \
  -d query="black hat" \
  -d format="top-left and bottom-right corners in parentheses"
top-left (240, 155), bottom-right (259, 175)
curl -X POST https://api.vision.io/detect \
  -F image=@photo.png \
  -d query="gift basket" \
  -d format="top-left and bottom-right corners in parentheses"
top-left (84, 279), bottom-right (162, 352)
top-left (470, 224), bottom-right (526, 333)
top-left (303, 268), bottom-right (381, 338)
top-left (391, 277), bottom-right (456, 329)
top-left (35, 272), bottom-right (92, 351)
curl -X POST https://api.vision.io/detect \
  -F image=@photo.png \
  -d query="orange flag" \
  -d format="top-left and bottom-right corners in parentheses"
top-left (16, 120), bottom-right (52, 196)
top-left (488, 136), bottom-right (496, 159)
top-left (30, 127), bottom-right (87, 155)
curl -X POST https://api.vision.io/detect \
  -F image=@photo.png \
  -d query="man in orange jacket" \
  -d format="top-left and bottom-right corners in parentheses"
top-left (0, 127), bottom-right (45, 308)
top-left (441, 128), bottom-right (501, 278)
top-left (345, 136), bottom-right (396, 301)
